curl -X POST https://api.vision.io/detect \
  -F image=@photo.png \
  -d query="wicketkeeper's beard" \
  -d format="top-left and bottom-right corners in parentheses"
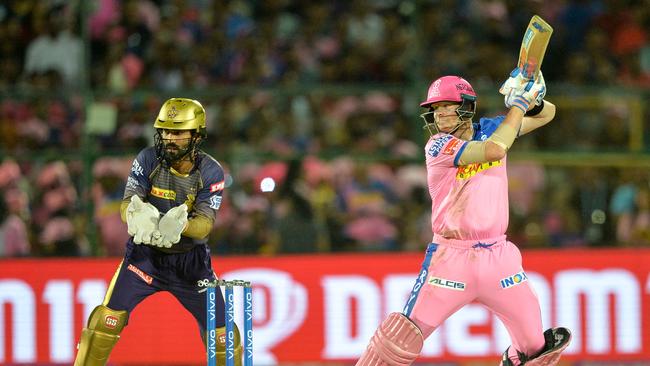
top-left (164, 142), bottom-right (189, 160)
top-left (154, 134), bottom-right (196, 165)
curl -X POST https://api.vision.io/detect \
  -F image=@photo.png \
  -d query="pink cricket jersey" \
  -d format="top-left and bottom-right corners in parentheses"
top-left (425, 116), bottom-right (509, 240)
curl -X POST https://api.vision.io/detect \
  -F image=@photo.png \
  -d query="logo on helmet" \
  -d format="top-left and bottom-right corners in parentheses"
top-left (429, 78), bottom-right (442, 98)
top-left (455, 83), bottom-right (474, 93)
top-left (167, 106), bottom-right (178, 119)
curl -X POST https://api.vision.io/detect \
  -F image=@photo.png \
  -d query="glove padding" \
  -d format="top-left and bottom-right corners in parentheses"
top-left (502, 69), bottom-right (546, 113)
top-left (499, 67), bottom-right (531, 96)
top-left (151, 204), bottom-right (188, 248)
top-left (126, 195), bottom-right (160, 245)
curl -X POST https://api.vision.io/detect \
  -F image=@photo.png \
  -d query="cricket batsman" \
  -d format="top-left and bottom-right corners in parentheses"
top-left (73, 98), bottom-right (242, 365)
top-left (355, 71), bottom-right (571, 365)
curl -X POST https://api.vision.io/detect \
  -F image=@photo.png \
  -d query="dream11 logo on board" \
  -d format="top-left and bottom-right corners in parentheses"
top-left (319, 269), bottom-right (644, 359)
top-left (221, 269), bottom-right (307, 365)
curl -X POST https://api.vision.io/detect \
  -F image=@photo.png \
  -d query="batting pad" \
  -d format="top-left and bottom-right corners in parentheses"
top-left (356, 312), bottom-right (423, 366)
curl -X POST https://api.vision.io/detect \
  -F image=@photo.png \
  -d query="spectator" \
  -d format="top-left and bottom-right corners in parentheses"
top-left (23, 4), bottom-right (82, 87)
top-left (31, 161), bottom-right (85, 256)
top-left (91, 157), bottom-right (131, 256)
top-left (617, 185), bottom-right (650, 246)
top-left (0, 187), bottom-right (30, 257)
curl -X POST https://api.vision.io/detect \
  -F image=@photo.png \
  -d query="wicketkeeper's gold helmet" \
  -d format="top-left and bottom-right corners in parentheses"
top-left (153, 98), bottom-right (207, 164)
top-left (154, 98), bottom-right (206, 137)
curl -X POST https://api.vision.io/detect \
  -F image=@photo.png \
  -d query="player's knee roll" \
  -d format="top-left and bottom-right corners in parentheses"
top-left (214, 324), bottom-right (243, 366)
top-left (87, 305), bottom-right (128, 334)
top-left (356, 312), bottom-right (423, 366)
top-left (73, 306), bottom-right (128, 366)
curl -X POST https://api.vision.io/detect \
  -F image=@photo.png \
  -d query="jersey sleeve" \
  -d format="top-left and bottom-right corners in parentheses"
top-left (475, 116), bottom-right (506, 140)
top-left (425, 134), bottom-right (468, 168)
top-left (123, 148), bottom-right (157, 200)
top-left (194, 155), bottom-right (226, 221)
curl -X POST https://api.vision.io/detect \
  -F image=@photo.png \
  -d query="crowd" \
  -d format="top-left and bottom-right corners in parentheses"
top-left (0, 0), bottom-right (648, 256)
top-left (1, 0), bottom-right (648, 90)
top-left (2, 153), bottom-right (650, 257)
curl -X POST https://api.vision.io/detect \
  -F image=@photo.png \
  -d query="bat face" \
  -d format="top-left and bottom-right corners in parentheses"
top-left (518, 15), bottom-right (553, 78)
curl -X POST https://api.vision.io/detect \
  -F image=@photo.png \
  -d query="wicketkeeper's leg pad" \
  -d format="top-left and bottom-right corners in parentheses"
top-left (73, 305), bottom-right (128, 366)
top-left (355, 312), bottom-right (424, 366)
top-left (500, 327), bottom-right (571, 366)
top-left (213, 324), bottom-right (243, 366)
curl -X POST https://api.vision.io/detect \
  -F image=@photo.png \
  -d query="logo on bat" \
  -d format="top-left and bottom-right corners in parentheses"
top-left (532, 21), bottom-right (549, 32)
top-left (522, 29), bottom-right (534, 48)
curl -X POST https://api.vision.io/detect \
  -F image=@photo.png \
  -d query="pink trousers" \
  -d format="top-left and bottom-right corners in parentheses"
top-left (403, 235), bottom-right (545, 364)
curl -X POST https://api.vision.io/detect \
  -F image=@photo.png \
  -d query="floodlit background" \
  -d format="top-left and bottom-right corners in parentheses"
top-left (0, 0), bottom-right (649, 365)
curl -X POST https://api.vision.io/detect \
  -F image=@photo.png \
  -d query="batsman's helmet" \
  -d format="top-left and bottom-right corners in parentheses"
top-left (420, 76), bottom-right (477, 136)
top-left (420, 75), bottom-right (477, 108)
top-left (154, 98), bottom-right (207, 137)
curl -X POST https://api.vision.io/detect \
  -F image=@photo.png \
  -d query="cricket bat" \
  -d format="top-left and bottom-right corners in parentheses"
top-left (517, 15), bottom-right (553, 78)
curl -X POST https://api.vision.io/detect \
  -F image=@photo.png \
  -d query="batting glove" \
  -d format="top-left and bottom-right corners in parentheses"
top-left (500, 68), bottom-right (546, 106)
top-left (151, 204), bottom-right (188, 248)
top-left (504, 72), bottom-right (546, 113)
top-left (499, 67), bottom-right (529, 96)
top-left (126, 195), bottom-right (160, 245)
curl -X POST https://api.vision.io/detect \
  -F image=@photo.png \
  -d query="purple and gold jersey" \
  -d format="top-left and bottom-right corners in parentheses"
top-left (124, 147), bottom-right (225, 253)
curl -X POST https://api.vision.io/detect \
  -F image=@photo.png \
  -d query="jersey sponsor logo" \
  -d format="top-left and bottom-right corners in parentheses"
top-left (126, 176), bottom-right (139, 190)
top-left (104, 315), bottom-right (119, 329)
top-left (456, 160), bottom-right (501, 179)
top-left (209, 195), bottom-right (222, 210)
top-left (428, 276), bottom-right (466, 291)
top-left (197, 278), bottom-right (213, 287)
top-left (131, 159), bottom-right (144, 177)
top-left (210, 181), bottom-right (225, 192)
top-left (443, 139), bottom-right (461, 155)
top-left (500, 271), bottom-right (528, 289)
top-left (428, 135), bottom-right (453, 157)
top-left (127, 264), bottom-right (153, 285)
top-left (151, 186), bottom-right (176, 200)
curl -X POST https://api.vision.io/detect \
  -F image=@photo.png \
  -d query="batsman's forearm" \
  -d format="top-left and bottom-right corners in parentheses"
top-left (519, 100), bottom-right (556, 136)
top-left (488, 106), bottom-right (525, 150)
top-left (183, 214), bottom-right (213, 239)
top-left (458, 107), bottom-right (524, 165)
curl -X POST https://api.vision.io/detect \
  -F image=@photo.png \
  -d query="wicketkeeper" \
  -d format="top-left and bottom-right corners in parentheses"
top-left (73, 98), bottom-right (243, 365)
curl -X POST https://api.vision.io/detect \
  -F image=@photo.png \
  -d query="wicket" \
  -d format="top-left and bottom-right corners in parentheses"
top-left (206, 279), bottom-right (253, 366)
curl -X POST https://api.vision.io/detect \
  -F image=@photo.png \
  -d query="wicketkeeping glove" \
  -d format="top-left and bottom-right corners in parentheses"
top-left (151, 204), bottom-right (188, 248)
top-left (126, 195), bottom-right (160, 245)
